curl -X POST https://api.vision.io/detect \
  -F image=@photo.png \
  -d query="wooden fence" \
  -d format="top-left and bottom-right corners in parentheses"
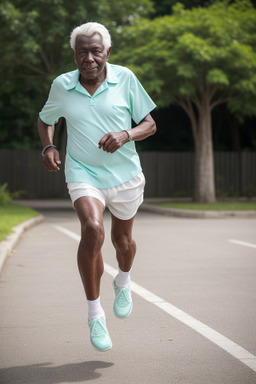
top-left (0, 150), bottom-right (255, 198)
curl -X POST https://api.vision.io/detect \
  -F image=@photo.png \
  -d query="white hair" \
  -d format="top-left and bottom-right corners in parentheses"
top-left (70, 22), bottom-right (111, 51)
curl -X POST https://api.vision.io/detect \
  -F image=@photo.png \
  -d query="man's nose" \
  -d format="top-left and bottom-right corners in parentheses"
top-left (85, 52), bottom-right (94, 62)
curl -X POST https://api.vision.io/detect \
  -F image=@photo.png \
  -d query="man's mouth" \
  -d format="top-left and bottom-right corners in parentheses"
top-left (84, 67), bottom-right (97, 72)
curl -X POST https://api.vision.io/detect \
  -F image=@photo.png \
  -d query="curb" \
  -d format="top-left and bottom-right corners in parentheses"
top-left (140, 203), bottom-right (256, 219)
top-left (0, 215), bottom-right (44, 274)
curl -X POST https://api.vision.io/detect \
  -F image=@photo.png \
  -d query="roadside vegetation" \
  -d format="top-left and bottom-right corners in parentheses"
top-left (0, 184), bottom-right (39, 242)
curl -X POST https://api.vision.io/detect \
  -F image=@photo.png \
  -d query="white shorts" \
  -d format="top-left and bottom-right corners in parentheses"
top-left (67, 172), bottom-right (145, 220)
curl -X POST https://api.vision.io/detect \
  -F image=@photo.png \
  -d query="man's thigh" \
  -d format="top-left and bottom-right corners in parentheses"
top-left (74, 196), bottom-right (105, 226)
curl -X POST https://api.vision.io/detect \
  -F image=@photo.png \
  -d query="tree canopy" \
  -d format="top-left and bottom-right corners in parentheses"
top-left (113, 1), bottom-right (256, 116)
top-left (111, 0), bottom-right (256, 201)
top-left (151, 0), bottom-right (215, 16)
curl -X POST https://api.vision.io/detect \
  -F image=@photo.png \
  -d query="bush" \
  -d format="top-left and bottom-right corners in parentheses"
top-left (0, 183), bottom-right (11, 206)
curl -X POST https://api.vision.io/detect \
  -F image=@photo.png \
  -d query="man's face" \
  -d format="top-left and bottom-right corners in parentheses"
top-left (74, 33), bottom-right (111, 82)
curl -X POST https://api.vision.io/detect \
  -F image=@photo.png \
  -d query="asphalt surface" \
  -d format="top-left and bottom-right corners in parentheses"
top-left (0, 202), bottom-right (256, 384)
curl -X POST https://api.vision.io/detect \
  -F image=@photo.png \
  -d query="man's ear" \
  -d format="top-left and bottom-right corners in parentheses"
top-left (107, 46), bottom-right (111, 60)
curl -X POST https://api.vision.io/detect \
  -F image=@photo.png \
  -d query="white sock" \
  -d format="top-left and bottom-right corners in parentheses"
top-left (115, 267), bottom-right (131, 288)
top-left (87, 297), bottom-right (105, 321)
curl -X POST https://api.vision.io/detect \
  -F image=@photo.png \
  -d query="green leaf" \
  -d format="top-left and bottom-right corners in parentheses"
top-left (207, 69), bottom-right (229, 85)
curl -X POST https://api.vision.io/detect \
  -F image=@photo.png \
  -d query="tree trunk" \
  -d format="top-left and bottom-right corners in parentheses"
top-left (194, 103), bottom-right (216, 203)
top-left (178, 95), bottom-right (216, 203)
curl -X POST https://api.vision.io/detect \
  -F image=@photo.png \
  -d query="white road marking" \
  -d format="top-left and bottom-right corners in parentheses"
top-left (229, 239), bottom-right (256, 249)
top-left (55, 225), bottom-right (81, 241)
top-left (54, 225), bottom-right (256, 373)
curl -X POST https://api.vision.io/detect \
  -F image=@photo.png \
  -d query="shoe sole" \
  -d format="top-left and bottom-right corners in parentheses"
top-left (91, 344), bottom-right (113, 352)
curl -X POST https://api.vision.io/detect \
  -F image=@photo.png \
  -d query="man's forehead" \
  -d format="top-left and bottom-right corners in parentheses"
top-left (75, 33), bottom-right (103, 47)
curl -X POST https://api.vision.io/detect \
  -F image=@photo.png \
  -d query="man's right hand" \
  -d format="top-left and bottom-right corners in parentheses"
top-left (43, 148), bottom-right (61, 171)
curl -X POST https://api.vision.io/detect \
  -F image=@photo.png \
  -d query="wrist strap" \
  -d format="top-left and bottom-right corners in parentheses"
top-left (41, 144), bottom-right (57, 157)
top-left (123, 130), bottom-right (132, 142)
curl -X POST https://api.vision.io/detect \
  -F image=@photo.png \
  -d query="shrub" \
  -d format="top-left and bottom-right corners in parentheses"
top-left (0, 183), bottom-right (11, 206)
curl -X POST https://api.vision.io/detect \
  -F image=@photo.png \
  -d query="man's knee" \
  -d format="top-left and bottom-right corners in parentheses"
top-left (112, 233), bottom-right (135, 254)
top-left (80, 218), bottom-right (105, 251)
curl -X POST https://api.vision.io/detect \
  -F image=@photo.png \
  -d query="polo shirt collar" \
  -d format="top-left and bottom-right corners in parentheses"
top-left (66, 70), bottom-right (80, 91)
top-left (105, 62), bottom-right (118, 84)
top-left (66, 62), bottom-right (118, 91)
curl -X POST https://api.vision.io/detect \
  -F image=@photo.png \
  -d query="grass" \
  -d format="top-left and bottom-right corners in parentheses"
top-left (0, 202), bottom-right (40, 242)
top-left (157, 202), bottom-right (256, 211)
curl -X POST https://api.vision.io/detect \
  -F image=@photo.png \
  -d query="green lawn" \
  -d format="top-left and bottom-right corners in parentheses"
top-left (157, 202), bottom-right (256, 211)
top-left (0, 203), bottom-right (40, 242)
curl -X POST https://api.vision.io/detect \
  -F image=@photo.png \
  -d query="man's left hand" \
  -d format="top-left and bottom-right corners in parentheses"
top-left (98, 131), bottom-right (129, 153)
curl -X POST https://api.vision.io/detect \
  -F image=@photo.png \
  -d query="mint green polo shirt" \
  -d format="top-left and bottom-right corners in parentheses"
top-left (39, 63), bottom-right (156, 188)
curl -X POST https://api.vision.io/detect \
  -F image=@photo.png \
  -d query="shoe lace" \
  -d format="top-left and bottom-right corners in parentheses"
top-left (89, 318), bottom-right (107, 338)
top-left (115, 287), bottom-right (131, 307)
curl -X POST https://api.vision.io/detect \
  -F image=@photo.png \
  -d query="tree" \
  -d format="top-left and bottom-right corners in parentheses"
top-left (0, 0), bottom-right (153, 149)
top-left (151, 0), bottom-right (215, 17)
top-left (112, 0), bottom-right (256, 203)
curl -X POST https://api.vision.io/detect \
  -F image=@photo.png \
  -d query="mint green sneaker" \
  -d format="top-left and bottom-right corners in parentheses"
top-left (113, 278), bottom-right (133, 318)
top-left (88, 316), bottom-right (112, 352)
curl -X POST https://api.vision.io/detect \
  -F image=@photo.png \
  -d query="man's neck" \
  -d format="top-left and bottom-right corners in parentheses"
top-left (80, 67), bottom-right (106, 87)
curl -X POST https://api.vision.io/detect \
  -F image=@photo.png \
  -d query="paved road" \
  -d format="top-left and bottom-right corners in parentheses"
top-left (1, 204), bottom-right (256, 384)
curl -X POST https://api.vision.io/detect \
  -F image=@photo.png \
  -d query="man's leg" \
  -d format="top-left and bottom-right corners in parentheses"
top-left (111, 215), bottom-right (136, 318)
top-left (111, 214), bottom-right (136, 272)
top-left (74, 196), bottom-right (105, 300)
top-left (74, 196), bottom-right (112, 351)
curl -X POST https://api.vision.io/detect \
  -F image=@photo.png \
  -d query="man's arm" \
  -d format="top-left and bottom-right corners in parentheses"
top-left (38, 117), bottom-right (61, 171)
top-left (98, 113), bottom-right (156, 153)
top-left (127, 113), bottom-right (157, 141)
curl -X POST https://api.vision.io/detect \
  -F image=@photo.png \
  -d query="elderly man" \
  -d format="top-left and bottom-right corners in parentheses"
top-left (38, 22), bottom-right (156, 352)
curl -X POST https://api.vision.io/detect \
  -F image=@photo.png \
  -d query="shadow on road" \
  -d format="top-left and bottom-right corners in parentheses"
top-left (0, 360), bottom-right (114, 383)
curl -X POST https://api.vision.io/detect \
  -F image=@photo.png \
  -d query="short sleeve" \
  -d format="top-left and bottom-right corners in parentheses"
top-left (129, 72), bottom-right (156, 124)
top-left (39, 79), bottom-right (62, 125)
